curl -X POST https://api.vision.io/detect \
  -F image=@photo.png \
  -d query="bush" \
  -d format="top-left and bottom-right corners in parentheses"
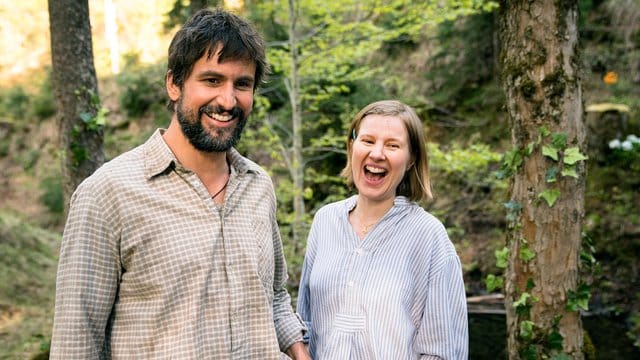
top-left (117, 63), bottom-right (166, 117)
top-left (39, 176), bottom-right (64, 215)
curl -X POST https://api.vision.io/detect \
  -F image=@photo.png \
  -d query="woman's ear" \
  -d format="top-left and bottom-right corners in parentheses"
top-left (166, 70), bottom-right (181, 102)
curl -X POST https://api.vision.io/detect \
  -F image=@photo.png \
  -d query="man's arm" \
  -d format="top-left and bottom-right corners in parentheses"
top-left (50, 184), bottom-right (120, 359)
top-left (286, 341), bottom-right (311, 360)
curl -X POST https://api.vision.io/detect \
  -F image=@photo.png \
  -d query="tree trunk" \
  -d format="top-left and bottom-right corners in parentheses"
top-left (287, 0), bottom-right (306, 247)
top-left (499, 1), bottom-right (586, 359)
top-left (48, 0), bottom-right (104, 214)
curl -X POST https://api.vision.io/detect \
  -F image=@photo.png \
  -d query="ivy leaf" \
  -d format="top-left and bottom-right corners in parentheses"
top-left (79, 112), bottom-right (93, 123)
top-left (539, 189), bottom-right (561, 207)
top-left (495, 247), bottom-right (509, 269)
top-left (546, 167), bottom-right (558, 183)
top-left (513, 292), bottom-right (532, 309)
top-left (547, 330), bottom-right (564, 350)
top-left (519, 320), bottom-right (534, 340)
top-left (551, 132), bottom-right (567, 149)
top-left (563, 147), bottom-right (588, 165)
top-left (542, 145), bottom-right (559, 161)
top-left (526, 277), bottom-right (535, 291)
top-left (550, 353), bottom-right (572, 360)
top-left (539, 126), bottom-right (551, 137)
top-left (561, 166), bottom-right (579, 178)
top-left (520, 246), bottom-right (536, 262)
top-left (485, 274), bottom-right (503, 292)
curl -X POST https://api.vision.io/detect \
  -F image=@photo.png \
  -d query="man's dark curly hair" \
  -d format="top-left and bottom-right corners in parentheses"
top-left (166, 8), bottom-right (269, 111)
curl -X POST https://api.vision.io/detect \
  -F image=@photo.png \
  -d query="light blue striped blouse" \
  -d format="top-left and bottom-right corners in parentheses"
top-left (297, 196), bottom-right (468, 359)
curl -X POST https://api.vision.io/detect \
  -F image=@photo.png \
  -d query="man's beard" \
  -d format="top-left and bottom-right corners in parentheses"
top-left (176, 97), bottom-right (247, 153)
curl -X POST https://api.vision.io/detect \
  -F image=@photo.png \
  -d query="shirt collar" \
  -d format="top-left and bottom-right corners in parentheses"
top-left (142, 128), bottom-right (261, 179)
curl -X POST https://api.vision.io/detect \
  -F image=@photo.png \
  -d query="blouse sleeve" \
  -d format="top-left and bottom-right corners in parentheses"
top-left (414, 238), bottom-right (468, 359)
top-left (296, 213), bottom-right (320, 343)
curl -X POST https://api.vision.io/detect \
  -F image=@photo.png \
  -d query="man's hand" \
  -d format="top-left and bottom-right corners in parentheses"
top-left (286, 341), bottom-right (311, 360)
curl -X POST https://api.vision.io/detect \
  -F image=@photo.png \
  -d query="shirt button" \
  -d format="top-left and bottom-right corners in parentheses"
top-left (355, 249), bottom-right (364, 255)
top-left (347, 281), bottom-right (355, 287)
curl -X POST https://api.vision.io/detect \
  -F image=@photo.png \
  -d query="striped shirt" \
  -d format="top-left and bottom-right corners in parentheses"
top-left (51, 129), bottom-right (305, 359)
top-left (297, 196), bottom-right (468, 359)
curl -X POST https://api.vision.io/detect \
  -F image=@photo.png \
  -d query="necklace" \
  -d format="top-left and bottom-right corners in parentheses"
top-left (210, 180), bottom-right (228, 199)
top-left (361, 222), bottom-right (375, 235)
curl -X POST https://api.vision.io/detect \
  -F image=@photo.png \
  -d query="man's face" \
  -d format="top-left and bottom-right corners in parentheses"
top-left (168, 47), bottom-right (256, 152)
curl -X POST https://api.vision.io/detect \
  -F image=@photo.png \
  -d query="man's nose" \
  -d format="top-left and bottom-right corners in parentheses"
top-left (217, 84), bottom-right (237, 110)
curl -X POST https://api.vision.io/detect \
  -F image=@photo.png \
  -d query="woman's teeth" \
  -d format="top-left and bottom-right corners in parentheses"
top-left (365, 165), bottom-right (385, 174)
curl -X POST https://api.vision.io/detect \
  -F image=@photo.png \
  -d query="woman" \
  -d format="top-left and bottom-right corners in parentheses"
top-left (297, 100), bottom-right (468, 359)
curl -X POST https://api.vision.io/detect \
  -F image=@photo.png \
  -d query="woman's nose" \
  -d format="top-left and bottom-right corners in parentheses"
top-left (368, 143), bottom-right (385, 160)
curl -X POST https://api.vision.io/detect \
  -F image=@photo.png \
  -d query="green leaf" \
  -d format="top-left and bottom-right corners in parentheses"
top-left (495, 247), bottom-right (509, 269)
top-left (547, 330), bottom-right (564, 350)
top-left (519, 320), bottom-right (534, 340)
top-left (539, 126), bottom-right (551, 137)
top-left (513, 292), bottom-right (531, 309)
top-left (550, 353), bottom-right (571, 360)
top-left (526, 277), bottom-right (535, 291)
top-left (538, 189), bottom-right (561, 207)
top-left (79, 112), bottom-right (93, 123)
top-left (551, 132), bottom-right (567, 149)
top-left (520, 246), bottom-right (536, 262)
top-left (542, 145), bottom-right (559, 161)
top-left (485, 274), bottom-right (503, 292)
top-left (561, 166), bottom-right (579, 178)
top-left (563, 147), bottom-right (588, 165)
top-left (545, 167), bottom-right (558, 183)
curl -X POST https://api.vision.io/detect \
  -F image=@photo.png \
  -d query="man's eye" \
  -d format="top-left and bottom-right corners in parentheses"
top-left (206, 78), bottom-right (221, 85)
top-left (236, 81), bottom-right (253, 89)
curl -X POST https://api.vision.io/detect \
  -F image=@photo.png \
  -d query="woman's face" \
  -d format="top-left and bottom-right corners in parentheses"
top-left (350, 114), bottom-right (412, 204)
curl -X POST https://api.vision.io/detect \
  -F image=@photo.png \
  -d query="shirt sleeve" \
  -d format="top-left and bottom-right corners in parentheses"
top-left (296, 215), bottom-right (319, 344)
top-left (50, 182), bottom-right (120, 359)
top-left (414, 252), bottom-right (469, 360)
top-left (269, 189), bottom-right (306, 352)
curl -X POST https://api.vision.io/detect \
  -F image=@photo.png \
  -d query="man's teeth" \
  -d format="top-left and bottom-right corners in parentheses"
top-left (205, 112), bottom-right (233, 122)
top-left (365, 165), bottom-right (385, 174)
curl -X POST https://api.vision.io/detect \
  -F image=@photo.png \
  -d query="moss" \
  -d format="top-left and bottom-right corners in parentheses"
top-left (519, 77), bottom-right (537, 99)
top-left (542, 68), bottom-right (567, 99)
top-left (583, 329), bottom-right (596, 360)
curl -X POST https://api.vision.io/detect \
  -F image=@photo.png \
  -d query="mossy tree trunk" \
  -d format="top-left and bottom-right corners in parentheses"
top-left (48, 0), bottom-right (104, 214)
top-left (499, 1), bottom-right (586, 359)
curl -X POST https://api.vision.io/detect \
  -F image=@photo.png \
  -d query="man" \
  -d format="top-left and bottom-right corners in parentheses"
top-left (50, 8), bottom-right (309, 359)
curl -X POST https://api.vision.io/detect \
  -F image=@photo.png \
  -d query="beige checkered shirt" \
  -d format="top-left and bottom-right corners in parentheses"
top-left (51, 129), bottom-right (305, 359)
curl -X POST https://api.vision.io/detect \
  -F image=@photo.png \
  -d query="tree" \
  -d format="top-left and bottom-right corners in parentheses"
top-left (48, 0), bottom-right (105, 213)
top-left (498, 1), bottom-right (587, 358)
top-left (251, 0), bottom-right (499, 248)
top-left (164, 0), bottom-right (220, 30)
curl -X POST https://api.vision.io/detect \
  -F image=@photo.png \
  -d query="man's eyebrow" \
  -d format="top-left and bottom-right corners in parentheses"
top-left (195, 71), bottom-right (255, 83)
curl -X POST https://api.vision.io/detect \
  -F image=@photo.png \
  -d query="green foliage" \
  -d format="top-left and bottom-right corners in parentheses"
top-left (39, 175), bottom-right (64, 215)
top-left (117, 62), bottom-right (167, 117)
top-left (485, 273), bottom-right (503, 292)
top-left (0, 211), bottom-right (59, 359)
top-left (0, 85), bottom-right (29, 120)
top-left (495, 247), bottom-right (509, 269)
top-left (566, 282), bottom-right (591, 312)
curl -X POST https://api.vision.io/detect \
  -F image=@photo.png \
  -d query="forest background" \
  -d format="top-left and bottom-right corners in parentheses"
top-left (0, 0), bottom-right (638, 358)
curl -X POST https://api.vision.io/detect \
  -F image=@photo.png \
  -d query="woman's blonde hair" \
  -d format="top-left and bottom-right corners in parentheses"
top-left (340, 100), bottom-right (432, 202)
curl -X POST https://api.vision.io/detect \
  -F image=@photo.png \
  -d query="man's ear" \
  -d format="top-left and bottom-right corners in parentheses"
top-left (166, 70), bottom-right (180, 102)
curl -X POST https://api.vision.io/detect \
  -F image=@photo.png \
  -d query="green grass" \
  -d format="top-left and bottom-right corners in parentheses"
top-left (0, 210), bottom-right (60, 359)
